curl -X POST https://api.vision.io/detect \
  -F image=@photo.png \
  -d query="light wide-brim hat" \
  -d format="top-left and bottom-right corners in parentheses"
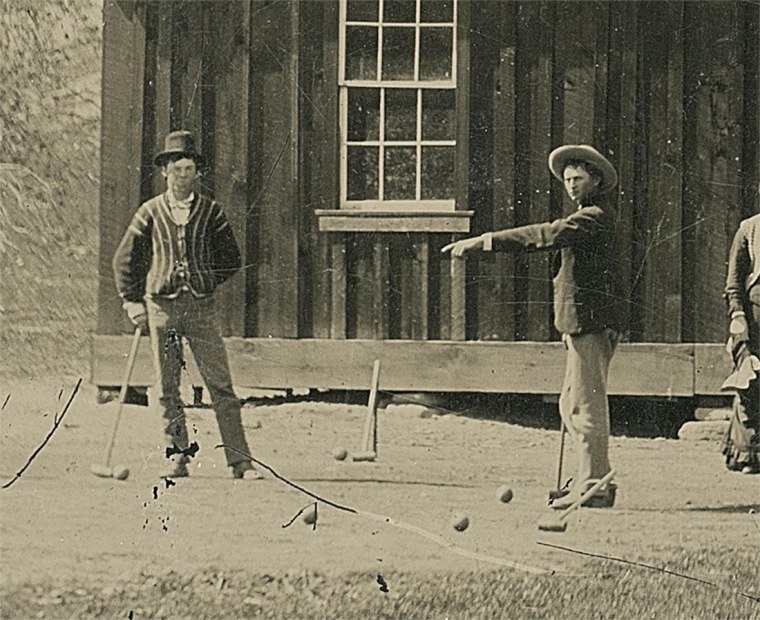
top-left (154, 130), bottom-right (204, 167)
top-left (548, 145), bottom-right (618, 194)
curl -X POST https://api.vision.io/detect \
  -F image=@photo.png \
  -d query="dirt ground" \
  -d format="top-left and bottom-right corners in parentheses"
top-left (2, 2), bottom-right (758, 617)
top-left (1, 375), bottom-right (758, 617)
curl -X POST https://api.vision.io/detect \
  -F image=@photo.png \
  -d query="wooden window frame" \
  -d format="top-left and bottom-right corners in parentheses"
top-left (316, 0), bottom-right (472, 233)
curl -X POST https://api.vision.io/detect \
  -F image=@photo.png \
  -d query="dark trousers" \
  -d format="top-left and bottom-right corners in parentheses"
top-left (726, 295), bottom-right (760, 470)
top-left (145, 292), bottom-right (251, 467)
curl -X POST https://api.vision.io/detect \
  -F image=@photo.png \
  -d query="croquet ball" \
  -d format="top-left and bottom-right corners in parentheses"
top-left (302, 506), bottom-right (317, 525)
top-left (451, 513), bottom-right (469, 532)
top-left (496, 485), bottom-right (514, 503)
top-left (113, 466), bottom-right (130, 481)
top-left (332, 447), bottom-right (348, 461)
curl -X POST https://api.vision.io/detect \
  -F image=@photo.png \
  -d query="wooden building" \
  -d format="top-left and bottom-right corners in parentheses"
top-left (93, 0), bottom-right (760, 401)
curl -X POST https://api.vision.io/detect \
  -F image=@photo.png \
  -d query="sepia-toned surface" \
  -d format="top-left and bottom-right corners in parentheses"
top-left (0, 381), bottom-right (759, 617)
top-left (1, 0), bottom-right (101, 381)
top-left (2, 1), bottom-right (759, 617)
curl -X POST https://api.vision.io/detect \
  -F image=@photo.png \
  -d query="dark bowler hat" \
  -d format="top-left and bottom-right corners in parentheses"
top-left (154, 130), bottom-right (204, 167)
top-left (548, 144), bottom-right (618, 194)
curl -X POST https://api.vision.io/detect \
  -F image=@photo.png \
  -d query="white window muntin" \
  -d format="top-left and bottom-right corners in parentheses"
top-left (339, 86), bottom-right (456, 211)
top-left (339, 0), bottom-right (458, 211)
top-left (339, 0), bottom-right (457, 86)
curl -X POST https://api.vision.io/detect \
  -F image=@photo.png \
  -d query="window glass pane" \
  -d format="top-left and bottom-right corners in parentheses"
top-left (382, 27), bottom-right (415, 81)
top-left (420, 0), bottom-right (453, 22)
top-left (346, 26), bottom-right (378, 81)
top-left (421, 146), bottom-right (454, 199)
top-left (383, 0), bottom-right (416, 23)
top-left (348, 88), bottom-right (380, 141)
top-left (419, 27), bottom-right (452, 80)
top-left (422, 89), bottom-right (455, 140)
top-left (346, 0), bottom-right (378, 22)
top-left (384, 147), bottom-right (417, 200)
top-left (348, 146), bottom-right (379, 199)
top-left (385, 89), bottom-right (417, 141)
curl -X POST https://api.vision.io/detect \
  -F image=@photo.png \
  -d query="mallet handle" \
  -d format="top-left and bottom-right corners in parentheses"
top-left (102, 326), bottom-right (142, 466)
top-left (555, 422), bottom-right (566, 492)
top-left (361, 360), bottom-right (381, 452)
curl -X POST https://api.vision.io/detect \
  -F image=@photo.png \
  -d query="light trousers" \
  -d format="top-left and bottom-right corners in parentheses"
top-left (145, 292), bottom-right (251, 467)
top-left (559, 328), bottom-right (619, 486)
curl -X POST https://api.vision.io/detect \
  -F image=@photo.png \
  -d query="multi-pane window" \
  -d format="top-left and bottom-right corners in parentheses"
top-left (339, 0), bottom-right (458, 211)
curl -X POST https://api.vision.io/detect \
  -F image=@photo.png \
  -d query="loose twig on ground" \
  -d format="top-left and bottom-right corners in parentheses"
top-left (218, 444), bottom-right (356, 513)
top-left (2, 378), bottom-right (82, 490)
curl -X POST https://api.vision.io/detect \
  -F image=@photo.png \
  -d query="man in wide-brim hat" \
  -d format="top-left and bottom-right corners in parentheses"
top-left (547, 144), bottom-right (618, 195)
top-left (443, 144), bottom-right (623, 510)
top-left (112, 130), bottom-right (263, 481)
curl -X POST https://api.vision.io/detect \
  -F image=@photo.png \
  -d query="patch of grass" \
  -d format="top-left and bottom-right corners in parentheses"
top-left (2, 548), bottom-right (758, 619)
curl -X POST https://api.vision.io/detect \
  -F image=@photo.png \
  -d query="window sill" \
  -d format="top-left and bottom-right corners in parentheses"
top-left (315, 210), bottom-right (473, 233)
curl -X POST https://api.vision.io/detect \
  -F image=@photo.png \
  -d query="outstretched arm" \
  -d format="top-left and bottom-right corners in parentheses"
top-left (441, 207), bottom-right (611, 258)
top-left (441, 233), bottom-right (490, 258)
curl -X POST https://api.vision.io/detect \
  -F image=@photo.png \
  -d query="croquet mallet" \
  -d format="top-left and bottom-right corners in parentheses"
top-left (90, 326), bottom-right (142, 480)
top-left (537, 469), bottom-right (616, 532)
top-left (352, 359), bottom-right (381, 462)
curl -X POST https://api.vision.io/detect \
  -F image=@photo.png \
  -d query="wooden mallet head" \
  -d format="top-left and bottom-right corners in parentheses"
top-left (536, 516), bottom-right (568, 532)
top-left (90, 463), bottom-right (129, 480)
top-left (351, 451), bottom-right (377, 462)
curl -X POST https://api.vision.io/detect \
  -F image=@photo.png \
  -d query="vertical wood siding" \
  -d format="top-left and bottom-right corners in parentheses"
top-left (684, 2), bottom-right (747, 344)
top-left (606, 1), bottom-right (638, 340)
top-left (97, 0), bottom-right (146, 334)
top-left (98, 0), bottom-right (760, 348)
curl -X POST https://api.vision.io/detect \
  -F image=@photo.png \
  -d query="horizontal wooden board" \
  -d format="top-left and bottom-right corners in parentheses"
top-left (92, 336), bottom-right (696, 396)
top-left (694, 343), bottom-right (734, 396)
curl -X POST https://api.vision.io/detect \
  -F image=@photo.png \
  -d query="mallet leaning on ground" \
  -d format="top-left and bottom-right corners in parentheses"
top-left (90, 326), bottom-right (140, 481)
top-left (351, 359), bottom-right (381, 462)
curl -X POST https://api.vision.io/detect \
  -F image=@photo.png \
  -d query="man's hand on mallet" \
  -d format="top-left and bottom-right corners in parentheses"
top-left (123, 301), bottom-right (148, 329)
top-left (441, 234), bottom-right (488, 258)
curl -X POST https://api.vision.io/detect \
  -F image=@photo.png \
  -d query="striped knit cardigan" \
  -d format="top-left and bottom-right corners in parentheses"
top-left (113, 192), bottom-right (241, 303)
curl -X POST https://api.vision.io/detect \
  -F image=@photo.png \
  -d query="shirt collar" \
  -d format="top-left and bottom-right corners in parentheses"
top-left (167, 190), bottom-right (195, 209)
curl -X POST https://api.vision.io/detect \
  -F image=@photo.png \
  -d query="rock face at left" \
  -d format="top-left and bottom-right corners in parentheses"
top-left (1, 0), bottom-right (102, 379)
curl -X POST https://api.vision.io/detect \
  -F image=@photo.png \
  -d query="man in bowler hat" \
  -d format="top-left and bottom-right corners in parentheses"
top-left (113, 130), bottom-right (262, 480)
top-left (442, 145), bottom-right (622, 508)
